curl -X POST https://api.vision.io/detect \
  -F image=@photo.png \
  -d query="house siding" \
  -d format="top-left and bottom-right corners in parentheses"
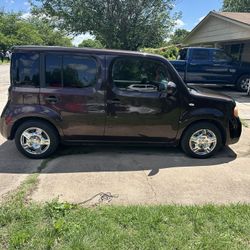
top-left (186, 16), bottom-right (250, 45)
top-left (242, 42), bottom-right (250, 62)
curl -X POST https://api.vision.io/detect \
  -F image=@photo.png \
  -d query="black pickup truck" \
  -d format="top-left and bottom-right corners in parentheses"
top-left (170, 47), bottom-right (250, 91)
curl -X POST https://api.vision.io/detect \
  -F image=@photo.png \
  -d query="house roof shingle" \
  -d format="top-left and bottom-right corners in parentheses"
top-left (216, 12), bottom-right (250, 26)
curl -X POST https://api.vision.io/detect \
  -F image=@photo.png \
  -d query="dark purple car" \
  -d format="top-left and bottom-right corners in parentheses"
top-left (0, 46), bottom-right (242, 159)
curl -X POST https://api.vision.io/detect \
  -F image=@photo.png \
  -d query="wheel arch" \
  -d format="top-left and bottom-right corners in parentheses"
top-left (179, 119), bottom-right (226, 146)
top-left (10, 116), bottom-right (62, 140)
top-left (237, 73), bottom-right (250, 82)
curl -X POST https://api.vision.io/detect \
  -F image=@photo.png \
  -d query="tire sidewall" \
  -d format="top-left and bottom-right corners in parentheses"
top-left (15, 121), bottom-right (59, 159)
top-left (181, 122), bottom-right (222, 159)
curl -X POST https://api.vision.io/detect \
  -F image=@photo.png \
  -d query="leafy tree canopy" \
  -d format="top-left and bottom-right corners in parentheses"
top-left (222, 0), bottom-right (250, 12)
top-left (78, 39), bottom-right (104, 49)
top-left (0, 11), bottom-right (72, 51)
top-left (169, 29), bottom-right (189, 45)
top-left (31, 0), bottom-right (180, 50)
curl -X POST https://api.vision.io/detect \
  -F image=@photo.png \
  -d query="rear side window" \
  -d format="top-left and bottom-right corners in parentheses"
top-left (212, 50), bottom-right (232, 62)
top-left (191, 49), bottom-right (210, 61)
top-left (12, 53), bottom-right (40, 87)
top-left (45, 54), bottom-right (97, 88)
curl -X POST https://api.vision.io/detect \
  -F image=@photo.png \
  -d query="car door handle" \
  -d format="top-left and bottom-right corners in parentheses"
top-left (190, 63), bottom-right (198, 66)
top-left (45, 96), bottom-right (59, 103)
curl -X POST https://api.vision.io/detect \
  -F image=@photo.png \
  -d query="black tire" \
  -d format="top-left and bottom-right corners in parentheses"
top-left (15, 120), bottom-right (59, 159)
top-left (236, 75), bottom-right (250, 92)
top-left (181, 122), bottom-right (222, 159)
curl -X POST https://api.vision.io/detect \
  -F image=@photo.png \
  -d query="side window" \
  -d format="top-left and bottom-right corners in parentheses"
top-left (112, 57), bottom-right (171, 92)
top-left (45, 54), bottom-right (62, 87)
top-left (191, 49), bottom-right (209, 61)
top-left (63, 56), bottom-right (97, 88)
top-left (212, 50), bottom-right (232, 62)
top-left (45, 54), bottom-right (97, 88)
top-left (13, 53), bottom-right (40, 87)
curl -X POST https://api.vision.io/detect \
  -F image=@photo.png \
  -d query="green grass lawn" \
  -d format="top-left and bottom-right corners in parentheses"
top-left (1, 175), bottom-right (250, 249)
top-left (0, 59), bottom-right (10, 64)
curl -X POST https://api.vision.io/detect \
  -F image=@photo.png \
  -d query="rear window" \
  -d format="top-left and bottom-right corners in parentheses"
top-left (12, 53), bottom-right (40, 87)
top-left (45, 54), bottom-right (97, 88)
top-left (191, 49), bottom-right (210, 61)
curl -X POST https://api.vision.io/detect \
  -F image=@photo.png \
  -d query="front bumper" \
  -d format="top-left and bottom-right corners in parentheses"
top-left (226, 117), bottom-right (242, 145)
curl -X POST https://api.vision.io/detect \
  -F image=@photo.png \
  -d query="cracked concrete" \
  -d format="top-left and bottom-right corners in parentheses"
top-left (30, 134), bottom-right (250, 205)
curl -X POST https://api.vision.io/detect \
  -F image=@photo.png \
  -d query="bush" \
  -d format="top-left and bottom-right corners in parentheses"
top-left (142, 46), bottom-right (179, 60)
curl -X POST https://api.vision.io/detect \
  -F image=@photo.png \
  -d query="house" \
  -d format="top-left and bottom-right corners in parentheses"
top-left (184, 11), bottom-right (250, 62)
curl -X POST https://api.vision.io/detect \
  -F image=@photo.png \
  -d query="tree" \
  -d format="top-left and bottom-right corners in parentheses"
top-left (222, 0), bottom-right (250, 12)
top-left (0, 12), bottom-right (72, 50)
top-left (0, 12), bottom-right (42, 50)
top-left (26, 17), bottom-right (72, 46)
top-left (78, 39), bottom-right (104, 49)
top-left (31, 0), bottom-right (180, 50)
top-left (169, 29), bottom-right (189, 45)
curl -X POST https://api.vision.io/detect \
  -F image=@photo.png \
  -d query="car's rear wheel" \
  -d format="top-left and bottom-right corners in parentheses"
top-left (181, 122), bottom-right (222, 158)
top-left (15, 120), bottom-right (59, 159)
top-left (236, 75), bottom-right (250, 92)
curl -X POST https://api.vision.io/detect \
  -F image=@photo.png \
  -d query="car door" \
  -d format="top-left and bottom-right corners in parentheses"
top-left (186, 49), bottom-right (214, 83)
top-left (105, 55), bottom-right (181, 142)
top-left (210, 50), bottom-right (238, 84)
top-left (39, 52), bottom-right (106, 140)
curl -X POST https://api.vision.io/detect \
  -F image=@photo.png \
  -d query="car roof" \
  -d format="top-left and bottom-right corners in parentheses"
top-left (181, 47), bottom-right (223, 51)
top-left (12, 45), bottom-right (165, 59)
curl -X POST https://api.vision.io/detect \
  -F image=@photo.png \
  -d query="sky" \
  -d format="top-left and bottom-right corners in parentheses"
top-left (0, 0), bottom-right (223, 45)
top-left (174, 0), bottom-right (223, 31)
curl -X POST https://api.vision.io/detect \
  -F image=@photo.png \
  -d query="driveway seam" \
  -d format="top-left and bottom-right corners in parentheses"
top-left (142, 170), bottom-right (158, 203)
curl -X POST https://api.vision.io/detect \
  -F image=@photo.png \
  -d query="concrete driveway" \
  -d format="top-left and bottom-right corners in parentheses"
top-left (0, 64), bottom-right (250, 205)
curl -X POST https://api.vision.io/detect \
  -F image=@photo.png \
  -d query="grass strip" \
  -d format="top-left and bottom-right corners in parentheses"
top-left (0, 174), bottom-right (250, 249)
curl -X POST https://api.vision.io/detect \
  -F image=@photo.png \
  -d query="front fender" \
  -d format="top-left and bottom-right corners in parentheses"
top-left (176, 107), bottom-right (227, 142)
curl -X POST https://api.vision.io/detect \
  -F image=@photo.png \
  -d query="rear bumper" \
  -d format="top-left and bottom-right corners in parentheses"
top-left (226, 117), bottom-right (242, 145)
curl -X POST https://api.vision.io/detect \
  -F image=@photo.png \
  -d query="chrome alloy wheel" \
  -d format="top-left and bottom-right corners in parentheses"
top-left (20, 127), bottom-right (50, 155)
top-left (189, 129), bottom-right (217, 156)
top-left (240, 77), bottom-right (250, 91)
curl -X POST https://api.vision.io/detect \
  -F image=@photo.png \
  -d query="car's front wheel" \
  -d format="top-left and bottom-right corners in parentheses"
top-left (15, 120), bottom-right (59, 159)
top-left (181, 122), bottom-right (222, 158)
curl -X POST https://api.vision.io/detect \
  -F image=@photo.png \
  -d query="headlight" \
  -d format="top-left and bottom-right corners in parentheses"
top-left (233, 106), bottom-right (239, 118)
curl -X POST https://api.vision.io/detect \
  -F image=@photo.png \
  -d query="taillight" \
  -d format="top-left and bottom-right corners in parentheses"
top-left (5, 116), bottom-right (12, 124)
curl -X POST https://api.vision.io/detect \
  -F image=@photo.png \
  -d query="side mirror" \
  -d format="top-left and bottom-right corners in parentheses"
top-left (159, 80), bottom-right (168, 92)
top-left (167, 81), bottom-right (177, 95)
